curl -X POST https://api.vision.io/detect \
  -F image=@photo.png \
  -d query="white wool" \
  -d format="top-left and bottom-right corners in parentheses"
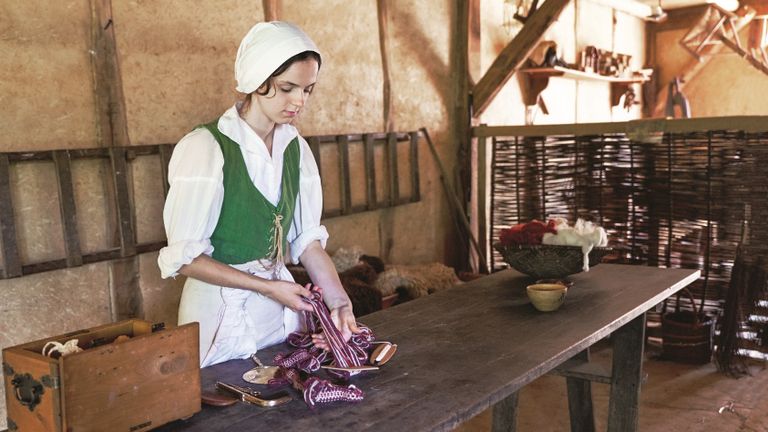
top-left (542, 218), bottom-right (608, 272)
top-left (331, 246), bottom-right (365, 273)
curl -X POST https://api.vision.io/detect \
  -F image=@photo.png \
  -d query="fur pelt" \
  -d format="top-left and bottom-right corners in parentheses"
top-left (373, 263), bottom-right (461, 299)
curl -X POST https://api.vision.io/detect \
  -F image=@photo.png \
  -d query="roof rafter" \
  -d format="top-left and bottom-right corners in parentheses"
top-left (472, 0), bottom-right (570, 116)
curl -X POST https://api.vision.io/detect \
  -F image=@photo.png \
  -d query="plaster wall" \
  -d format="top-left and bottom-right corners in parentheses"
top-left (0, 2), bottom-right (456, 427)
top-left (654, 25), bottom-right (768, 116)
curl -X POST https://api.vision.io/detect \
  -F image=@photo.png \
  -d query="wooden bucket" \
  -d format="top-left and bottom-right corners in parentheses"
top-left (661, 288), bottom-right (715, 364)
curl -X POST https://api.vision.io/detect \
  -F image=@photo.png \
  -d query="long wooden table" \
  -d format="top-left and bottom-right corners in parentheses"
top-left (157, 264), bottom-right (699, 432)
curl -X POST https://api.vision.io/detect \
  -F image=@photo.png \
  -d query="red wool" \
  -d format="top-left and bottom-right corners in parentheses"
top-left (499, 219), bottom-right (558, 246)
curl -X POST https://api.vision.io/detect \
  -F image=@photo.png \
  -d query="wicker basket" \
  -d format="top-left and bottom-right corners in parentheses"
top-left (494, 243), bottom-right (613, 279)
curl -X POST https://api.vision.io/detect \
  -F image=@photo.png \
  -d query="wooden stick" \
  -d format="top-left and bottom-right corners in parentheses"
top-left (421, 128), bottom-right (487, 273)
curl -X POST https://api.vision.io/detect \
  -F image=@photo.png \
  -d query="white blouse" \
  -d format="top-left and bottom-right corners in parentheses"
top-left (158, 105), bottom-right (328, 279)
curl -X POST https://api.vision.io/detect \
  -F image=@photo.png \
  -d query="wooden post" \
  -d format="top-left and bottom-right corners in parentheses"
top-left (476, 134), bottom-right (489, 273)
top-left (90, 0), bottom-right (141, 321)
top-left (89, 0), bottom-right (130, 148)
top-left (492, 391), bottom-right (519, 432)
top-left (454, 0), bottom-right (472, 270)
top-left (262, 0), bottom-right (279, 21)
top-left (607, 313), bottom-right (646, 432)
top-left (377, 0), bottom-right (394, 132)
top-left (565, 349), bottom-right (596, 432)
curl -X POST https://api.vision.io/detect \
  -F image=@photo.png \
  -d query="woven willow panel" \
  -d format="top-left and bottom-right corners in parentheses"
top-left (490, 130), bottom-right (768, 356)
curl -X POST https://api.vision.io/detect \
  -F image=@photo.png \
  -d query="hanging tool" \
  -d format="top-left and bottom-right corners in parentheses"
top-left (664, 77), bottom-right (691, 118)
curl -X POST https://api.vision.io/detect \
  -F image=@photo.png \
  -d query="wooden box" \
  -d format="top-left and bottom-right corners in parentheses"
top-left (2, 319), bottom-right (200, 432)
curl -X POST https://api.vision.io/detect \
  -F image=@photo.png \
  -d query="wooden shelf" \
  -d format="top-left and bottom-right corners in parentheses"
top-left (518, 66), bottom-right (651, 107)
top-left (520, 66), bottom-right (650, 83)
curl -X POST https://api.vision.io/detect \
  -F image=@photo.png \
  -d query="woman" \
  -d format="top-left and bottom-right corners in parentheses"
top-left (158, 21), bottom-right (358, 367)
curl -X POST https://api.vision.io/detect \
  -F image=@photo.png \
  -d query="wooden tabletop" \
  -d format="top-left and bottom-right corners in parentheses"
top-left (158, 264), bottom-right (699, 432)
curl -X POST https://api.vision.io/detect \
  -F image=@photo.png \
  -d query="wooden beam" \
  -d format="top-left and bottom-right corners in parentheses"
top-left (468, 0), bottom-right (482, 84)
top-left (720, 35), bottom-right (768, 73)
top-left (91, 0), bottom-right (142, 322)
top-left (89, 0), bottom-right (130, 147)
top-left (472, 0), bottom-right (570, 115)
top-left (472, 116), bottom-right (768, 137)
top-left (262, 0), bottom-right (279, 21)
top-left (377, 0), bottom-right (394, 132)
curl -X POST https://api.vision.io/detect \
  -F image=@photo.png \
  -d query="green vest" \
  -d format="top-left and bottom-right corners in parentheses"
top-left (202, 121), bottom-right (300, 265)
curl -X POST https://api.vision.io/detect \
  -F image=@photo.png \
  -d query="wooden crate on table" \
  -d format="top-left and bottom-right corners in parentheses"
top-left (2, 319), bottom-right (200, 432)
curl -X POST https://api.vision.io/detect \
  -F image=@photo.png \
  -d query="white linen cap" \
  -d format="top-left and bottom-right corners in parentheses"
top-left (235, 21), bottom-right (321, 94)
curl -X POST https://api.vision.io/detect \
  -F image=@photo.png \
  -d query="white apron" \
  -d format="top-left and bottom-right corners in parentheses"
top-left (178, 260), bottom-right (301, 368)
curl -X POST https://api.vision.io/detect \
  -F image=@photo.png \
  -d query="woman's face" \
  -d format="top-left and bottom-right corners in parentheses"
top-left (254, 58), bottom-right (319, 125)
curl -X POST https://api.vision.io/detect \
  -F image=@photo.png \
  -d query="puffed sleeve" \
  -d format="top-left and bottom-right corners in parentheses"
top-left (287, 136), bottom-right (329, 264)
top-left (157, 128), bottom-right (225, 278)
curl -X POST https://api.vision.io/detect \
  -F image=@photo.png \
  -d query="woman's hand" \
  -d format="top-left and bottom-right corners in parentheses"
top-left (311, 302), bottom-right (360, 351)
top-left (264, 280), bottom-right (313, 312)
top-left (330, 303), bottom-right (360, 342)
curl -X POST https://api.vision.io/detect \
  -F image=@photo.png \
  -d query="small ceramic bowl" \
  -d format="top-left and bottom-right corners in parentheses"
top-left (526, 283), bottom-right (568, 312)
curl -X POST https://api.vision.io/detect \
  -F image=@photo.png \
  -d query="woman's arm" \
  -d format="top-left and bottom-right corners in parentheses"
top-left (300, 240), bottom-right (360, 342)
top-left (178, 254), bottom-right (313, 313)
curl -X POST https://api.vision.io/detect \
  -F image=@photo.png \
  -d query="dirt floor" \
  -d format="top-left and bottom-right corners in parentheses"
top-left (455, 339), bottom-right (768, 432)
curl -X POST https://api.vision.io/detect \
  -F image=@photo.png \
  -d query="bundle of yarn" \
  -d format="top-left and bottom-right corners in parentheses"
top-left (542, 218), bottom-right (608, 272)
top-left (269, 287), bottom-right (377, 408)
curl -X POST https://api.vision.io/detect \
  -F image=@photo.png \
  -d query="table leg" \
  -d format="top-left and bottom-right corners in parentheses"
top-left (491, 391), bottom-right (519, 432)
top-left (607, 313), bottom-right (646, 432)
top-left (566, 349), bottom-right (595, 432)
